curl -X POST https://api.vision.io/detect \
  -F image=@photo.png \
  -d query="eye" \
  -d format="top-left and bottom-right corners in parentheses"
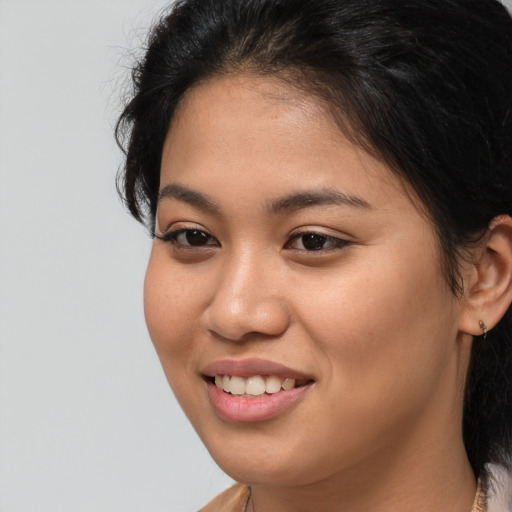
top-left (156, 228), bottom-right (219, 248)
top-left (286, 232), bottom-right (349, 251)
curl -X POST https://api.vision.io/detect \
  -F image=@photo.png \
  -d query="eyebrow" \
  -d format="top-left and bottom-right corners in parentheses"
top-left (157, 183), bottom-right (371, 215)
top-left (269, 189), bottom-right (371, 214)
top-left (158, 183), bottom-right (221, 213)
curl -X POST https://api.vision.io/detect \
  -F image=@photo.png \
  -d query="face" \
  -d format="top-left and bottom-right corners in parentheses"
top-left (145, 74), bottom-right (467, 487)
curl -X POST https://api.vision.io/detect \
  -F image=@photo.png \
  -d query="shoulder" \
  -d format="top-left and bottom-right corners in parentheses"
top-left (198, 483), bottom-right (250, 512)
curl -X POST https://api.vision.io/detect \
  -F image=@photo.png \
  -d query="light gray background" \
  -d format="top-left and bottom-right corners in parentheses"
top-left (0, 1), bottom-right (511, 511)
top-left (0, 1), bottom-right (232, 511)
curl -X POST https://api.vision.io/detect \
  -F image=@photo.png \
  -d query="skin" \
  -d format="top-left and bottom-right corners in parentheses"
top-left (144, 74), bottom-right (480, 511)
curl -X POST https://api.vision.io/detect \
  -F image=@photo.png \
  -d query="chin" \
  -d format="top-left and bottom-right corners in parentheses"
top-left (197, 426), bottom-right (332, 487)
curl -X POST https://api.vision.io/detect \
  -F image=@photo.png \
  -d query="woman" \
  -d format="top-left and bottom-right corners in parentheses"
top-left (116, 1), bottom-right (512, 510)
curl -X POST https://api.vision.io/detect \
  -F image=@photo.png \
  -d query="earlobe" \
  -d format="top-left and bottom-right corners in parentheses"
top-left (459, 215), bottom-right (512, 337)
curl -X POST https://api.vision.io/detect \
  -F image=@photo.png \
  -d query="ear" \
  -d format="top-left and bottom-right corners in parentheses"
top-left (459, 215), bottom-right (512, 337)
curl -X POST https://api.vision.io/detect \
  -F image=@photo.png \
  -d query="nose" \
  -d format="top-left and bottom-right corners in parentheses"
top-left (201, 251), bottom-right (290, 342)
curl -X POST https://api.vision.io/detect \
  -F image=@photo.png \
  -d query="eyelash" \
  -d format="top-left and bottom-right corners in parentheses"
top-left (155, 228), bottom-right (219, 248)
top-left (285, 231), bottom-right (350, 252)
top-left (156, 228), bottom-right (350, 253)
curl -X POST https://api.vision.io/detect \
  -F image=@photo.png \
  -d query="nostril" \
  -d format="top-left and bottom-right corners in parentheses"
top-left (207, 328), bottom-right (283, 344)
top-left (202, 297), bottom-right (290, 342)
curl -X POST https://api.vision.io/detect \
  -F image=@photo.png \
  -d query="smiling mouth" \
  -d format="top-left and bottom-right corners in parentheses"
top-left (212, 374), bottom-right (313, 398)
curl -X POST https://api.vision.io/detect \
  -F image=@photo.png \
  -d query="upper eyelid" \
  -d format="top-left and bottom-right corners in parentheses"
top-left (157, 221), bottom-right (212, 235)
top-left (286, 227), bottom-right (349, 240)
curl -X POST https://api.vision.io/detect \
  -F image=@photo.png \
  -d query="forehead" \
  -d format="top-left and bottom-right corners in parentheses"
top-left (160, 73), bottom-right (419, 214)
top-left (168, 73), bottom-right (333, 155)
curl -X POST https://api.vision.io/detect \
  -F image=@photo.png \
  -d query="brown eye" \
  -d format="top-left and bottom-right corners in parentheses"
top-left (179, 229), bottom-right (212, 246)
top-left (156, 228), bottom-right (219, 248)
top-left (300, 234), bottom-right (329, 251)
top-left (286, 232), bottom-right (349, 252)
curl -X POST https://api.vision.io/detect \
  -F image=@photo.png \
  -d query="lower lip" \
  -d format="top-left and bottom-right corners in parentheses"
top-left (207, 380), bottom-right (313, 423)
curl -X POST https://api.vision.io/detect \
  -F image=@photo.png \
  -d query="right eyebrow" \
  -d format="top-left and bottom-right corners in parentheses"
top-left (157, 183), bottom-right (221, 214)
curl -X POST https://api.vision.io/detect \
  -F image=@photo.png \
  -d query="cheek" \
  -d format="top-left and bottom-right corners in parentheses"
top-left (294, 244), bottom-right (456, 419)
top-left (143, 250), bottom-right (203, 386)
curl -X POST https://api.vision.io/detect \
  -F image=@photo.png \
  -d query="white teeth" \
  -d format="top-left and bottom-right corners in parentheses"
top-left (246, 376), bottom-right (266, 396)
top-left (230, 375), bottom-right (245, 395)
top-left (265, 375), bottom-right (282, 394)
top-left (214, 375), bottom-right (302, 396)
top-left (282, 378), bottom-right (296, 391)
top-left (222, 375), bottom-right (231, 393)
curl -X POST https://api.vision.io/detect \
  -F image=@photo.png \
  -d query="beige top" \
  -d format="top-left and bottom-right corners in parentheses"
top-left (199, 478), bottom-right (488, 512)
top-left (199, 483), bottom-right (249, 512)
top-left (472, 476), bottom-right (487, 512)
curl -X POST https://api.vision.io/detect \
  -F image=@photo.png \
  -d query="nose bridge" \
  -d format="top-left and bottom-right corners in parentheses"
top-left (202, 246), bottom-right (289, 341)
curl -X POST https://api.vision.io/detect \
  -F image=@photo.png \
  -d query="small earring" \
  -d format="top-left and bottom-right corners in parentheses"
top-left (479, 320), bottom-right (488, 340)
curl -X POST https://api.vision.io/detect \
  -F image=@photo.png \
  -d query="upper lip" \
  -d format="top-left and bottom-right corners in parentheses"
top-left (201, 358), bottom-right (315, 380)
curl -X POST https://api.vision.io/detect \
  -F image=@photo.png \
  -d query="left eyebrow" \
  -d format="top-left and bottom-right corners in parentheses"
top-left (269, 189), bottom-right (371, 215)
